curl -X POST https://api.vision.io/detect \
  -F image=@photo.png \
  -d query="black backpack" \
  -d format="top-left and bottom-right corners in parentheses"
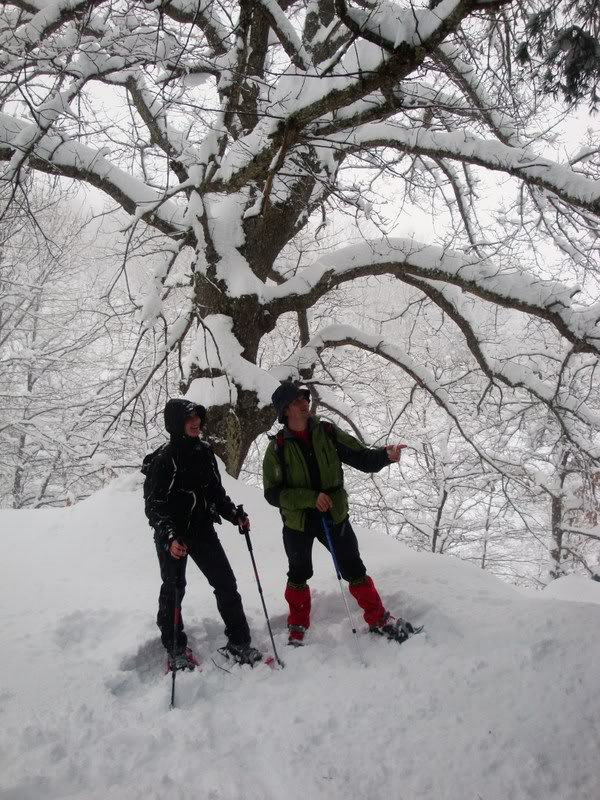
top-left (141, 444), bottom-right (169, 518)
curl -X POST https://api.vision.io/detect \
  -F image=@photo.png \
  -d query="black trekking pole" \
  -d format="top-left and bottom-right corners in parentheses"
top-left (170, 582), bottom-right (180, 709)
top-left (237, 505), bottom-right (285, 669)
top-left (169, 564), bottom-right (181, 709)
top-left (169, 583), bottom-right (179, 708)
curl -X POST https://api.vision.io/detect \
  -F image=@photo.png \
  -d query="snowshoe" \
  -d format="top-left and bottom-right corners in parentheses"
top-left (219, 642), bottom-right (263, 666)
top-left (166, 646), bottom-right (198, 672)
top-left (369, 612), bottom-right (422, 644)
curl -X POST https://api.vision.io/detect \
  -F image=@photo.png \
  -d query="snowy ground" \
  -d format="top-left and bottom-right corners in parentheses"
top-left (1, 472), bottom-right (599, 800)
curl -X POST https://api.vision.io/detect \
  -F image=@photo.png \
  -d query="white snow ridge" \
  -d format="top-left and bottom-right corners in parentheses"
top-left (1, 472), bottom-right (599, 800)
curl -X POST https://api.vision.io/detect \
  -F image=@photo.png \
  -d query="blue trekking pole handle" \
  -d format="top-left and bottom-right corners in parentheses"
top-left (320, 514), bottom-right (342, 579)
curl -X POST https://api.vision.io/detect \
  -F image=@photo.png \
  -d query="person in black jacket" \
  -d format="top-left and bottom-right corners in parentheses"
top-left (144, 398), bottom-right (262, 669)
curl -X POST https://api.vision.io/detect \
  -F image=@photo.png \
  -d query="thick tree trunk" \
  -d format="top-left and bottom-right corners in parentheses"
top-left (198, 391), bottom-right (275, 478)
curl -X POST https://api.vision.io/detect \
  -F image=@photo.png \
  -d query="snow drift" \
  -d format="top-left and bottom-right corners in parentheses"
top-left (1, 471), bottom-right (599, 800)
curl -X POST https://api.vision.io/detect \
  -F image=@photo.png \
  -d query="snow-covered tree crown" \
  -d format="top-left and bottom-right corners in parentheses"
top-left (1, 0), bottom-right (600, 484)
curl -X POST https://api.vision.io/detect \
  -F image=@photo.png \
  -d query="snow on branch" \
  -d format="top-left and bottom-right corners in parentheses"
top-left (160, 0), bottom-right (230, 57)
top-left (262, 238), bottom-right (600, 354)
top-left (283, 323), bottom-right (456, 409)
top-left (124, 76), bottom-right (202, 179)
top-left (1, 0), bottom-right (97, 53)
top-left (284, 320), bottom-right (600, 473)
top-left (400, 275), bottom-right (600, 451)
top-left (256, 0), bottom-right (312, 70)
top-left (214, 1), bottom-right (476, 187)
top-left (335, 0), bottom-right (512, 54)
top-left (0, 112), bottom-right (186, 235)
top-left (184, 314), bottom-right (278, 407)
top-left (335, 0), bottom-right (462, 52)
top-left (332, 123), bottom-right (600, 217)
top-left (281, 322), bottom-right (524, 473)
top-left (434, 41), bottom-right (523, 147)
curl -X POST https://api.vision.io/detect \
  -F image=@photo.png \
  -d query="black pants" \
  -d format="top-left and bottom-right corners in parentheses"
top-left (155, 526), bottom-right (250, 652)
top-left (283, 517), bottom-right (367, 585)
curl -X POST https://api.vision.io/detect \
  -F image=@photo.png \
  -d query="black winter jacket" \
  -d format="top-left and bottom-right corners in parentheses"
top-left (144, 399), bottom-right (238, 550)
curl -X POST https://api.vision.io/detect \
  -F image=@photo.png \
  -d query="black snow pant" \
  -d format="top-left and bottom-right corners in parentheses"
top-left (155, 526), bottom-right (251, 653)
top-left (283, 516), bottom-right (367, 585)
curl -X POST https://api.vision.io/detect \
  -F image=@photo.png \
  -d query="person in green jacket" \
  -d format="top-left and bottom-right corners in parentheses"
top-left (263, 381), bottom-right (414, 646)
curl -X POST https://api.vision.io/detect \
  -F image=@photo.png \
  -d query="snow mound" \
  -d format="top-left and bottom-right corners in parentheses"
top-left (1, 474), bottom-right (599, 800)
top-left (541, 573), bottom-right (600, 605)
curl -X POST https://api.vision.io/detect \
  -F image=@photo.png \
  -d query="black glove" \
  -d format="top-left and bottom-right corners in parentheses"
top-left (236, 504), bottom-right (249, 532)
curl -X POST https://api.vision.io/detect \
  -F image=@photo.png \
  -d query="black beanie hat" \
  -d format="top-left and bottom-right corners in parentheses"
top-left (271, 383), bottom-right (310, 424)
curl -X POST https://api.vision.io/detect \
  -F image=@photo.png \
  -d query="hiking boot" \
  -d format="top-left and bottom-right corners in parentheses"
top-left (168, 646), bottom-right (197, 672)
top-left (222, 642), bottom-right (263, 666)
top-left (287, 624), bottom-right (306, 647)
top-left (369, 612), bottom-right (416, 644)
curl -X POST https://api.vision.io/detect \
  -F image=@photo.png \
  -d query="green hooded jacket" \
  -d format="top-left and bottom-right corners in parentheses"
top-left (262, 416), bottom-right (391, 532)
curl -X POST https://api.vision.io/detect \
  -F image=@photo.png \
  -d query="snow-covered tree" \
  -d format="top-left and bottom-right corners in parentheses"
top-left (0, 184), bottom-right (164, 506)
top-left (1, 190), bottom-right (98, 505)
top-left (2, 0), bottom-right (600, 507)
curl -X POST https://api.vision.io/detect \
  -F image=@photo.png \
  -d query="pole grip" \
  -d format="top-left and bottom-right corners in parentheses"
top-left (321, 515), bottom-right (342, 579)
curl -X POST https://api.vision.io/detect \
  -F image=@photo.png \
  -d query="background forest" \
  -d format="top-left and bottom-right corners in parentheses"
top-left (2, 0), bottom-right (600, 588)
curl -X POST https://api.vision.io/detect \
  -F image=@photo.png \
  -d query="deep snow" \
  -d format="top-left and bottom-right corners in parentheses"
top-left (1, 471), bottom-right (599, 800)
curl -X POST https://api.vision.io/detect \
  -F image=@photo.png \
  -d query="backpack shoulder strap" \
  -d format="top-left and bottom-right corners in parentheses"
top-left (269, 430), bottom-right (287, 481)
top-left (320, 419), bottom-right (337, 447)
top-left (322, 420), bottom-right (334, 437)
top-left (274, 430), bottom-right (285, 462)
